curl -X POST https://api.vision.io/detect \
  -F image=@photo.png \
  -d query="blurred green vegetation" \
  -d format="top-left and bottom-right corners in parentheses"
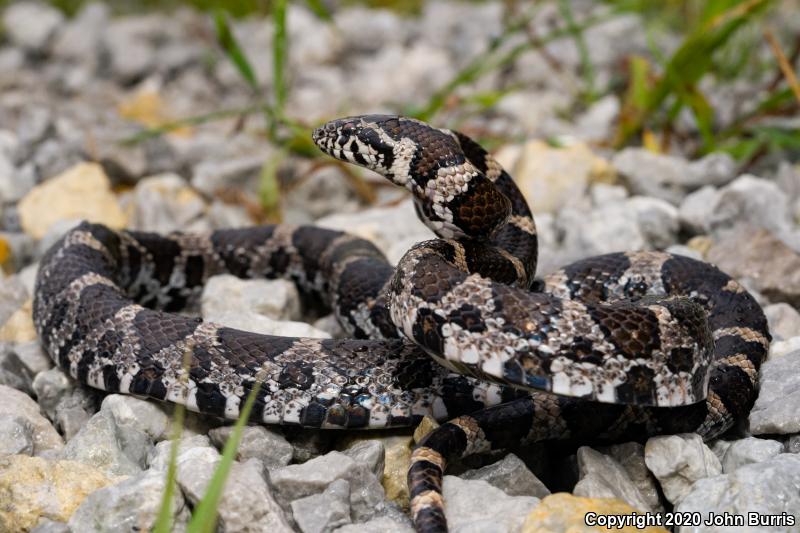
top-left (114, 0), bottom-right (798, 182)
top-left (0, 0), bottom-right (427, 16)
top-left (9, 0), bottom-right (793, 172)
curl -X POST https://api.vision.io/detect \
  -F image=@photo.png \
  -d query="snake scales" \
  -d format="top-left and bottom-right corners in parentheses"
top-left (33, 115), bottom-right (770, 533)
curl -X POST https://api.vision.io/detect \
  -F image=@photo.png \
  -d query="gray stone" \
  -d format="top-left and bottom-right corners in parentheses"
top-left (192, 155), bottom-right (266, 197)
top-left (676, 454), bottom-right (800, 531)
top-left (719, 437), bottom-right (784, 473)
top-left (347, 41), bottom-right (453, 110)
top-left (602, 441), bottom-right (664, 512)
top-left (209, 425), bottom-right (293, 470)
top-left (30, 519), bottom-right (71, 533)
top-left (0, 384), bottom-right (63, 456)
top-left (208, 200), bottom-right (253, 229)
top-left (204, 310), bottom-right (331, 339)
top-left (573, 95), bottom-right (620, 143)
top-left (644, 433), bottom-right (722, 504)
top-left (710, 439), bottom-right (733, 464)
top-left (558, 202), bottom-right (646, 261)
top-left (461, 453), bottom-right (549, 499)
top-left (68, 468), bottom-right (190, 533)
top-left (32, 367), bottom-right (98, 441)
top-left (0, 149), bottom-right (24, 204)
top-left (61, 410), bottom-right (150, 476)
top-left (441, 476), bottom-right (539, 533)
top-left (678, 185), bottom-right (718, 234)
top-left (707, 228), bottom-right (800, 307)
top-left (317, 199), bottom-right (431, 261)
top-left (341, 439), bottom-right (385, 479)
top-left (270, 451), bottom-right (387, 522)
top-left (628, 196), bottom-right (680, 249)
top-left (285, 427), bottom-right (335, 463)
top-left (0, 128), bottom-right (20, 162)
top-left (775, 161), bottom-right (800, 201)
top-left (313, 314), bottom-right (346, 339)
top-left (2, 1), bottom-right (64, 52)
top-left (786, 435), bottom-right (800, 453)
top-left (750, 350), bottom-right (800, 435)
top-left (147, 434), bottom-right (215, 471)
top-left (17, 107), bottom-right (53, 148)
top-left (128, 173), bottom-right (208, 233)
top-left (613, 149), bottom-right (735, 204)
top-left (334, 516), bottom-right (413, 533)
top-left (282, 165), bottom-right (361, 224)
top-left (419, 1), bottom-right (503, 63)
top-left (291, 478), bottom-right (352, 533)
top-left (101, 394), bottom-right (171, 441)
top-left (0, 414), bottom-right (34, 455)
top-left (202, 275), bottom-right (302, 322)
top-left (764, 303), bottom-right (800, 341)
top-left (12, 341), bottom-right (52, 376)
top-left (590, 183), bottom-right (628, 205)
top-left (769, 336), bottom-right (800, 359)
top-left (706, 175), bottom-right (793, 239)
top-left (176, 451), bottom-right (293, 533)
top-left (689, 152), bottom-right (738, 188)
top-left (334, 7), bottom-right (405, 54)
top-left (38, 219), bottom-right (83, 260)
top-left (103, 17), bottom-right (156, 82)
top-left (0, 232), bottom-right (37, 274)
top-left (0, 342), bottom-right (35, 394)
top-left (0, 275), bottom-right (29, 328)
top-left (664, 244), bottom-right (703, 261)
top-left (32, 139), bottom-right (82, 182)
top-left (51, 2), bottom-right (109, 64)
top-left (17, 263), bottom-right (38, 296)
top-left (574, 446), bottom-right (659, 512)
top-left (286, 4), bottom-right (341, 67)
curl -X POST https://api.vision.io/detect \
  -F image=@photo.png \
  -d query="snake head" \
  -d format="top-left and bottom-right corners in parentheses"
top-left (313, 115), bottom-right (511, 240)
top-left (312, 115), bottom-right (402, 177)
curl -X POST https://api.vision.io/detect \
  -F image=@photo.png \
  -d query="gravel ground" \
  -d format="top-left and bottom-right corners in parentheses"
top-left (0, 1), bottom-right (799, 532)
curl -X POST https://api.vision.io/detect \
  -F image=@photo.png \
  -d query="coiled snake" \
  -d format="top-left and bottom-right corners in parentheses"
top-left (33, 115), bottom-right (770, 533)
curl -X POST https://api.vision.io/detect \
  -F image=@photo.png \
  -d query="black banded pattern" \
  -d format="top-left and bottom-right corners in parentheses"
top-left (33, 115), bottom-right (770, 533)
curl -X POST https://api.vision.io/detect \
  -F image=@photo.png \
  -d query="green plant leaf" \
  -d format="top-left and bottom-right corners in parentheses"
top-left (305, 0), bottom-right (332, 21)
top-left (214, 9), bottom-right (259, 93)
top-left (614, 0), bottom-right (773, 147)
top-left (678, 84), bottom-right (716, 148)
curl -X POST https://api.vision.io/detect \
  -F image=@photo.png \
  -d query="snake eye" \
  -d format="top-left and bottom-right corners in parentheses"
top-left (337, 135), bottom-right (348, 146)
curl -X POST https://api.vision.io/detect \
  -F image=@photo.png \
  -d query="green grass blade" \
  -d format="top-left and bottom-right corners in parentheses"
top-left (187, 381), bottom-right (263, 533)
top-left (557, 0), bottom-right (597, 102)
top-left (118, 102), bottom-right (273, 145)
top-left (214, 9), bottom-right (260, 93)
top-left (153, 346), bottom-right (193, 533)
top-left (272, 0), bottom-right (289, 135)
top-left (259, 149), bottom-right (285, 219)
top-left (411, 9), bottom-right (614, 121)
top-left (153, 402), bottom-right (186, 533)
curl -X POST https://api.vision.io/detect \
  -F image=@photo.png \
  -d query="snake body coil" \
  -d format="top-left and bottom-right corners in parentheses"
top-left (33, 115), bottom-right (770, 533)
